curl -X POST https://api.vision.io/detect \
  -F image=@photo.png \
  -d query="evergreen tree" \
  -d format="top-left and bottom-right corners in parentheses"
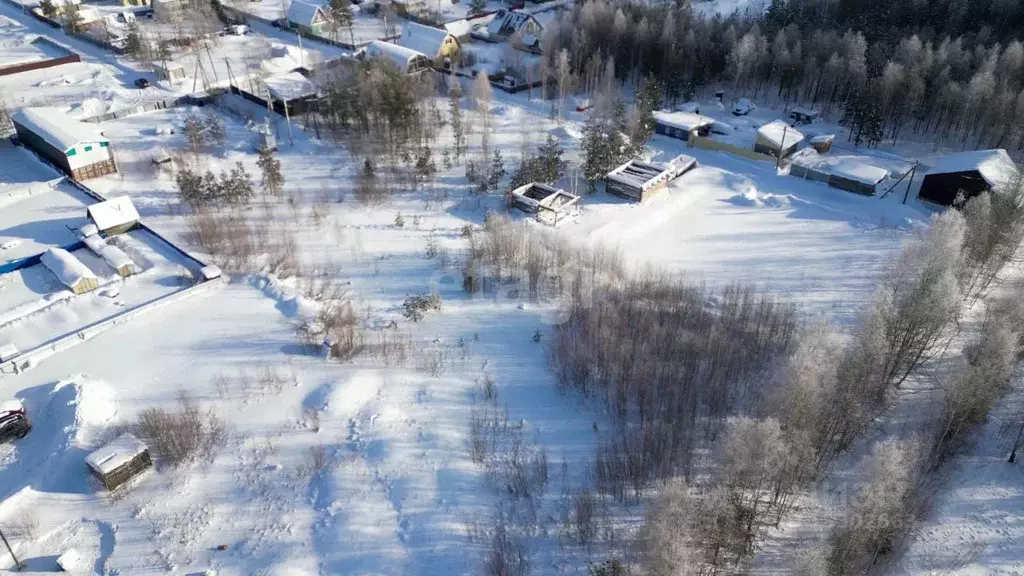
top-left (39, 0), bottom-right (58, 20)
top-left (468, 0), bottom-right (485, 15)
top-left (124, 21), bottom-right (144, 60)
top-left (487, 149), bottom-right (506, 191)
top-left (632, 75), bottom-right (663, 149)
top-left (256, 146), bottom-right (284, 197)
top-left (219, 162), bottom-right (254, 205)
top-left (582, 100), bottom-right (629, 192)
top-left (327, 0), bottom-right (354, 44)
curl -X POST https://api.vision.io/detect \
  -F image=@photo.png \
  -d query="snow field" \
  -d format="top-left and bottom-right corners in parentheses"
top-left (2, 68), bottom-right (986, 575)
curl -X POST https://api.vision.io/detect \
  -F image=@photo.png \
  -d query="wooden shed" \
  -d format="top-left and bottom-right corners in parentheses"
top-left (754, 120), bottom-right (804, 159)
top-left (87, 196), bottom-right (139, 235)
top-left (83, 234), bottom-right (138, 278)
top-left (86, 433), bottom-right (152, 491)
top-left (40, 247), bottom-right (99, 294)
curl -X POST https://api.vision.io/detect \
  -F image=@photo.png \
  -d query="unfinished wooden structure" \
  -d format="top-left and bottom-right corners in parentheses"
top-left (86, 433), bottom-right (152, 490)
top-left (510, 183), bottom-right (580, 226)
top-left (605, 154), bottom-right (698, 202)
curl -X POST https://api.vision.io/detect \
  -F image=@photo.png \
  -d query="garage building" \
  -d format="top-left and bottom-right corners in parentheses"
top-left (12, 107), bottom-right (117, 180)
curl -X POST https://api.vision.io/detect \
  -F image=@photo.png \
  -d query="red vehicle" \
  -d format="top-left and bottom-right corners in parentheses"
top-left (0, 400), bottom-right (30, 444)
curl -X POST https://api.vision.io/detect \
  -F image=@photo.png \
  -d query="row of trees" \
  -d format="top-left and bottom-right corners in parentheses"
top-left (632, 182), bottom-right (1024, 574)
top-left (539, 0), bottom-right (1024, 150)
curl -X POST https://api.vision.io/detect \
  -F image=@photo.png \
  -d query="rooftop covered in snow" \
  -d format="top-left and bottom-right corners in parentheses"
top-left (87, 196), bottom-right (139, 232)
top-left (263, 71), bottom-right (317, 101)
top-left (925, 149), bottom-right (1019, 189)
top-left (11, 107), bottom-right (107, 152)
top-left (86, 432), bottom-right (148, 475)
top-left (756, 120), bottom-right (804, 149)
top-left (287, 0), bottom-right (325, 25)
top-left (401, 22), bottom-right (452, 57)
top-left (652, 111), bottom-right (715, 132)
top-left (40, 247), bottom-right (97, 288)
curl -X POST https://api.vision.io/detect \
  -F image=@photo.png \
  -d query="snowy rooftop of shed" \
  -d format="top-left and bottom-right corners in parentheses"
top-left (87, 196), bottom-right (139, 231)
top-left (11, 107), bottom-right (107, 152)
top-left (925, 149), bottom-right (1019, 189)
top-left (263, 71), bottom-right (317, 101)
top-left (757, 120), bottom-right (804, 149)
top-left (40, 247), bottom-right (96, 287)
top-left (791, 150), bottom-right (891, 185)
top-left (443, 19), bottom-right (472, 38)
top-left (652, 111), bottom-right (715, 131)
top-left (287, 0), bottom-right (324, 25)
top-left (86, 432), bottom-right (148, 475)
top-left (83, 234), bottom-right (133, 270)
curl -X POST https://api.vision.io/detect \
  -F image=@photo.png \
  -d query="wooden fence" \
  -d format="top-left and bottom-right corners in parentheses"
top-left (688, 134), bottom-right (778, 163)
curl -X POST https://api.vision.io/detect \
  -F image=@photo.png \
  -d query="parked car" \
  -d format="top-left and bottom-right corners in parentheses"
top-left (225, 24), bottom-right (250, 35)
top-left (732, 97), bottom-right (756, 116)
top-left (134, 77), bottom-right (151, 89)
top-left (0, 400), bottom-right (30, 444)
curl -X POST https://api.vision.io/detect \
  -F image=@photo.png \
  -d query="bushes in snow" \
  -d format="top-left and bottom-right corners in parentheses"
top-left (958, 185), bottom-right (1024, 303)
top-left (826, 438), bottom-right (925, 576)
top-left (132, 393), bottom-right (225, 467)
top-left (928, 299), bottom-right (1022, 468)
top-left (402, 292), bottom-right (441, 322)
top-left (553, 275), bottom-right (797, 498)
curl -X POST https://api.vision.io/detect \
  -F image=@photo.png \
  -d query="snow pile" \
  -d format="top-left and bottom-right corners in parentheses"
top-left (321, 371), bottom-right (382, 421)
top-left (728, 189), bottom-right (792, 208)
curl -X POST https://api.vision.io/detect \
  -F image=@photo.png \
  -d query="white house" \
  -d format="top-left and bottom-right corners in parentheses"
top-left (11, 107), bottom-right (116, 180)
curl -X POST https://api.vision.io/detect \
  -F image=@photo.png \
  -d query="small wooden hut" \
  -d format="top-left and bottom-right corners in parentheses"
top-left (41, 247), bottom-right (99, 294)
top-left (86, 433), bottom-right (152, 490)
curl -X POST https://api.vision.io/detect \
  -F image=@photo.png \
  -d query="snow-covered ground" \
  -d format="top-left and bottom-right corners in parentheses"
top-left (1, 1), bottom-right (1022, 570)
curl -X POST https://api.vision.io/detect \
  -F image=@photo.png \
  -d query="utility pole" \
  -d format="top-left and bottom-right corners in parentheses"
top-left (902, 161), bottom-right (918, 204)
top-left (1010, 418), bottom-right (1024, 463)
top-left (0, 527), bottom-right (23, 570)
top-left (776, 125), bottom-right (788, 170)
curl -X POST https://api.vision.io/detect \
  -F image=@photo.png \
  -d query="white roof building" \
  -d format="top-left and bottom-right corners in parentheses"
top-left (11, 107), bottom-right (115, 178)
top-left (11, 107), bottom-right (106, 153)
top-left (87, 196), bottom-right (139, 233)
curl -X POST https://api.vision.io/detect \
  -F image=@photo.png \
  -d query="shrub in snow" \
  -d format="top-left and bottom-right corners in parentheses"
top-left (402, 292), bottom-right (441, 322)
top-left (131, 393), bottom-right (225, 467)
top-left (826, 437), bottom-right (924, 576)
